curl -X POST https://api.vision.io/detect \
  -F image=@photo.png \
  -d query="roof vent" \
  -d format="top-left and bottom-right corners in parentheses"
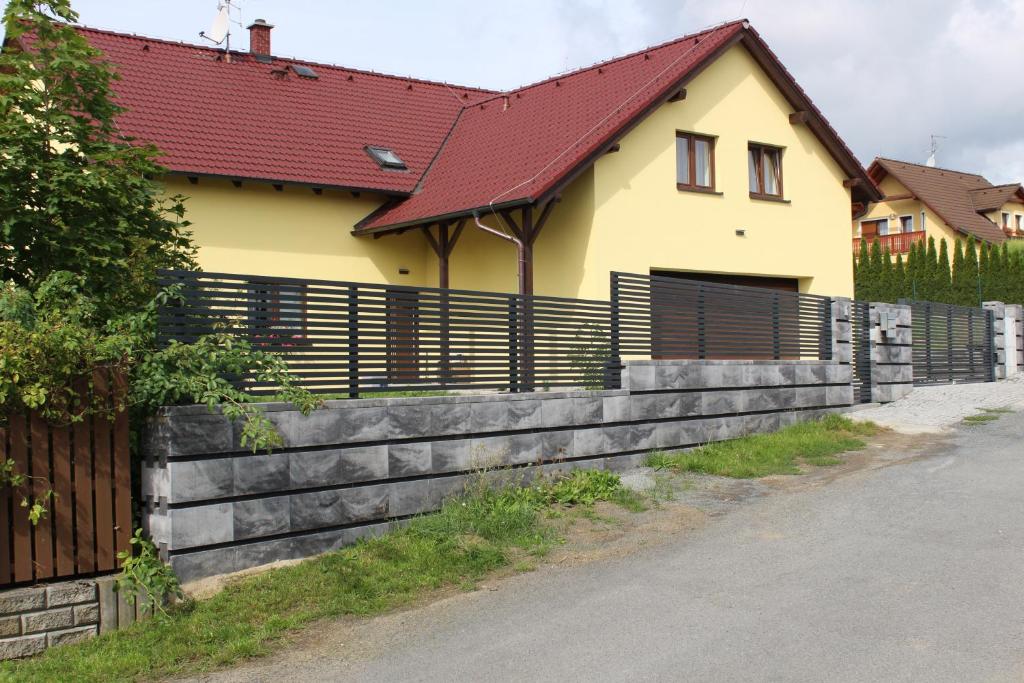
top-left (365, 146), bottom-right (407, 171)
top-left (247, 18), bottom-right (274, 60)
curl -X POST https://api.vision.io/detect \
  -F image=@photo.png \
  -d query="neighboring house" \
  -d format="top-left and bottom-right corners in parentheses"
top-left (66, 18), bottom-right (879, 299)
top-left (853, 158), bottom-right (1022, 257)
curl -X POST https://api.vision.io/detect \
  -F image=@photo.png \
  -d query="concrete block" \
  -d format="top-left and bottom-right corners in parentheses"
top-left (96, 578), bottom-right (117, 634)
top-left (572, 396), bottom-right (604, 425)
top-left (233, 495), bottom-right (290, 540)
top-left (630, 422), bottom-right (659, 451)
top-left (45, 581), bottom-right (96, 608)
top-left (832, 321), bottom-right (852, 343)
top-left (604, 424), bottom-right (634, 453)
top-left (539, 397), bottom-right (576, 429)
top-left (833, 344), bottom-right (852, 364)
top-left (431, 401), bottom-right (471, 436)
top-left (431, 439), bottom-right (474, 474)
top-left (503, 433), bottom-right (543, 466)
top-left (0, 633), bottom-right (46, 660)
top-left (0, 587), bottom-right (45, 614)
top-left (831, 297), bottom-right (852, 321)
top-left (22, 608), bottom-right (73, 634)
top-left (170, 546), bottom-right (239, 584)
top-left (0, 617), bottom-right (19, 637)
top-left (291, 528), bottom-right (349, 558)
top-left (147, 413), bottom-right (233, 457)
top-left (73, 603), bottom-right (99, 626)
top-left (388, 442), bottom-right (432, 478)
top-left (338, 446), bottom-right (389, 484)
top-left (653, 363), bottom-right (683, 390)
top-left (826, 384), bottom-right (854, 406)
top-left (825, 363), bottom-right (851, 384)
top-left (573, 427), bottom-right (607, 457)
top-left (470, 399), bottom-right (541, 433)
top-left (170, 503), bottom-right (233, 549)
top-left (745, 387), bottom-right (789, 412)
top-left (170, 459), bottom-right (234, 504)
top-left (601, 395), bottom-right (630, 423)
top-left (622, 363), bottom-right (655, 391)
top-left (289, 490), bottom-right (343, 532)
top-left (540, 430), bottom-right (574, 461)
top-left (288, 449), bottom-right (340, 489)
top-left (794, 386), bottom-right (827, 408)
top-left (795, 364), bottom-right (827, 385)
top-left (428, 475), bottom-right (469, 508)
top-left (47, 625), bottom-right (96, 648)
top-left (717, 363), bottom-right (746, 389)
top-left (235, 537), bottom-right (296, 573)
top-left (340, 484), bottom-right (390, 524)
top-left (388, 403), bottom-right (437, 440)
top-left (390, 480), bottom-right (433, 517)
top-left (678, 419), bottom-right (713, 446)
top-left (233, 453), bottom-right (289, 497)
top-left (604, 453), bottom-right (647, 472)
top-left (701, 390), bottom-right (743, 415)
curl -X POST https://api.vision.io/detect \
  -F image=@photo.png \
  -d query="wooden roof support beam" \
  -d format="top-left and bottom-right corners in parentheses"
top-left (842, 178), bottom-right (862, 189)
top-left (606, 143), bottom-right (621, 154)
top-left (529, 196), bottom-right (560, 246)
top-left (789, 110), bottom-right (809, 124)
top-left (668, 88), bottom-right (687, 102)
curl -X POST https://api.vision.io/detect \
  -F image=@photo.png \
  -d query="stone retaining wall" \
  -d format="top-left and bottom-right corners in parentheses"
top-left (142, 359), bottom-right (854, 584)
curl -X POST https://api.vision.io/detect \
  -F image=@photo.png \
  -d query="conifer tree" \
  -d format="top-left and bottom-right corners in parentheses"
top-left (868, 239), bottom-right (884, 301)
top-left (893, 253), bottom-right (907, 301)
top-left (963, 237), bottom-right (979, 306)
top-left (906, 240), bottom-right (922, 299)
top-left (855, 239), bottom-right (870, 300)
top-left (923, 237), bottom-right (939, 301)
top-left (1008, 248), bottom-right (1024, 304)
top-left (880, 245), bottom-right (895, 301)
top-left (951, 239), bottom-right (967, 305)
top-left (978, 241), bottom-right (991, 301)
top-left (937, 238), bottom-right (952, 303)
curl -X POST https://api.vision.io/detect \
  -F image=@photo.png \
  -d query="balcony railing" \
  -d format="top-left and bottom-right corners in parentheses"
top-left (852, 230), bottom-right (926, 255)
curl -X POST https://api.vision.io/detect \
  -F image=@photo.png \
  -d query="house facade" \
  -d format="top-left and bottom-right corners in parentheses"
top-left (854, 158), bottom-right (1021, 257)
top-left (76, 19), bottom-right (879, 299)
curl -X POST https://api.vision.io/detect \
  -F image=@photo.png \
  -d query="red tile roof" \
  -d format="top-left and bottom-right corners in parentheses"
top-left (869, 158), bottom-right (1010, 244)
top-left (72, 26), bottom-right (492, 194)
top-left (66, 20), bottom-right (878, 230)
top-left (968, 184), bottom-right (1024, 212)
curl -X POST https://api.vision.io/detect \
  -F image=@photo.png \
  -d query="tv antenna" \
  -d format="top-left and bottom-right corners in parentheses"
top-left (926, 134), bottom-right (946, 167)
top-left (199, 1), bottom-right (243, 62)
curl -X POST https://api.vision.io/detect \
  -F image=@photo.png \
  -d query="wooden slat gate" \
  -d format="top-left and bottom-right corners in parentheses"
top-left (899, 300), bottom-right (996, 386)
top-left (0, 370), bottom-right (131, 588)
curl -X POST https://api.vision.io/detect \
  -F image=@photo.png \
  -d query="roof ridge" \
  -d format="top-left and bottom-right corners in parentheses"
top-left (507, 20), bottom-right (746, 96)
top-left (875, 156), bottom-right (989, 180)
top-left (71, 23), bottom-right (497, 94)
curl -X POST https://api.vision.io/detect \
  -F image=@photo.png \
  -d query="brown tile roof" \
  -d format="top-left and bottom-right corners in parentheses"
top-left (968, 184), bottom-right (1024, 212)
top-left (868, 158), bottom-right (1009, 244)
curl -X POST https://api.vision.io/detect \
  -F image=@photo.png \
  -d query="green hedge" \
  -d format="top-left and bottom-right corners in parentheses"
top-left (854, 235), bottom-right (1024, 306)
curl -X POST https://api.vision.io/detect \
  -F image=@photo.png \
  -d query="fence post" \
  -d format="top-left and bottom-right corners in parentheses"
top-left (822, 297), bottom-right (834, 361)
top-left (346, 286), bottom-right (359, 398)
top-left (987, 308), bottom-right (997, 382)
top-left (982, 301), bottom-right (1007, 380)
top-left (508, 298), bottom-right (519, 393)
top-left (771, 292), bottom-right (781, 360)
top-left (946, 307), bottom-right (954, 384)
top-left (697, 284), bottom-right (707, 360)
top-left (605, 273), bottom-right (623, 390)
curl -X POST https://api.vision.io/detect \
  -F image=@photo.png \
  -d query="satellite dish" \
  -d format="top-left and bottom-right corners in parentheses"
top-left (207, 5), bottom-right (230, 44)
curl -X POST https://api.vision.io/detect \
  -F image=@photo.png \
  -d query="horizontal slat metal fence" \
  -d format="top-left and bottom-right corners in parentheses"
top-left (611, 272), bottom-right (834, 361)
top-left (850, 300), bottom-right (873, 403)
top-left (157, 270), bottom-right (613, 395)
top-left (899, 299), bottom-right (995, 385)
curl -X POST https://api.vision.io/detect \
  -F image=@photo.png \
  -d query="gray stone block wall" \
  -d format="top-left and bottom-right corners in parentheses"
top-left (1007, 304), bottom-right (1024, 373)
top-left (831, 296), bottom-right (853, 365)
top-left (983, 301), bottom-right (1006, 380)
top-left (143, 359), bottom-right (855, 584)
top-left (868, 302), bottom-right (914, 403)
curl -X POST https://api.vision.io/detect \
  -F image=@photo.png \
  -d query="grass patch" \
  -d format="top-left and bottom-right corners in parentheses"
top-left (980, 407), bottom-right (1013, 414)
top-left (963, 413), bottom-right (1000, 424)
top-left (2, 470), bottom-right (638, 682)
top-left (647, 414), bottom-right (878, 479)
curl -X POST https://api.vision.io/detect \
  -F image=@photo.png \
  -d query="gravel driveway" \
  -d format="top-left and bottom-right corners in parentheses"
top-left (850, 376), bottom-right (1024, 433)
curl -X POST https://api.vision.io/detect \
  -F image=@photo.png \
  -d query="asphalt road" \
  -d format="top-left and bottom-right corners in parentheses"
top-left (202, 414), bottom-right (1024, 682)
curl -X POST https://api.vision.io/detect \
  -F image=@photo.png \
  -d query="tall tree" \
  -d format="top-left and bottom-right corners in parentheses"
top-left (0, 0), bottom-right (196, 318)
top-left (963, 236), bottom-right (979, 306)
top-left (893, 253), bottom-right (907, 301)
top-left (867, 239), bottom-right (885, 301)
top-left (923, 237), bottom-right (939, 301)
top-left (951, 239), bottom-right (967, 305)
top-left (854, 239), bottom-right (870, 301)
top-left (936, 238), bottom-right (952, 303)
top-left (879, 245), bottom-right (895, 302)
top-left (978, 241), bottom-right (991, 301)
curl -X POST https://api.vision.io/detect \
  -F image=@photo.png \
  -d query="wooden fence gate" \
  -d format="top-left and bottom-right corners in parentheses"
top-left (0, 370), bottom-right (132, 588)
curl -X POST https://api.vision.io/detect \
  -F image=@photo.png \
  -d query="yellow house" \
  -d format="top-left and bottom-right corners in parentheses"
top-left (78, 18), bottom-right (879, 300)
top-left (853, 158), bottom-right (1021, 257)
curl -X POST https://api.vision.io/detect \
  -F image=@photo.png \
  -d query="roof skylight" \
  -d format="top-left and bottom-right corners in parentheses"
top-left (292, 64), bottom-right (318, 79)
top-left (365, 146), bottom-right (407, 170)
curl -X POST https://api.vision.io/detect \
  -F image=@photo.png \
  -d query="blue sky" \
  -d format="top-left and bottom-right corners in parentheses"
top-left (4, 0), bottom-right (1023, 182)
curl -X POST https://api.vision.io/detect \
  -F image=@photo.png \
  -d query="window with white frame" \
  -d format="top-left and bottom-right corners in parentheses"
top-left (920, 211), bottom-right (926, 231)
top-left (1002, 212), bottom-right (1011, 228)
top-left (898, 215), bottom-right (913, 233)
